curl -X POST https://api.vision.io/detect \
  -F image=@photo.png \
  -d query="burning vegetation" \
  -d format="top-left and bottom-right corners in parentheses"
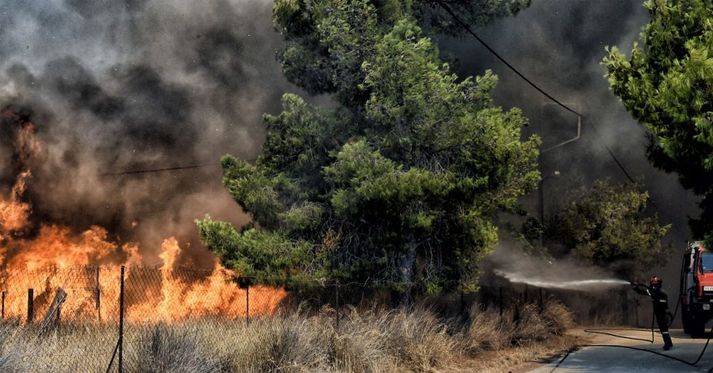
top-left (0, 110), bottom-right (285, 323)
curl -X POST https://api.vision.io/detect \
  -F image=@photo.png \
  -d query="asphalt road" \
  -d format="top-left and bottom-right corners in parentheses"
top-left (530, 329), bottom-right (713, 372)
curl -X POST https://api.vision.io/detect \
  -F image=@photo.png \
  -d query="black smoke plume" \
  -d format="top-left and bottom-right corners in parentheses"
top-left (0, 0), bottom-right (303, 265)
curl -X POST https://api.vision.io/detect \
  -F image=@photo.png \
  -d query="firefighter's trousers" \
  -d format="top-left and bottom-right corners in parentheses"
top-left (655, 311), bottom-right (673, 348)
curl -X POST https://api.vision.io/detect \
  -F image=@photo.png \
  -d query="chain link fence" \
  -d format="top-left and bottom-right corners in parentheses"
top-left (0, 265), bottom-right (634, 372)
top-left (0, 266), bottom-right (115, 372)
top-left (0, 265), bottom-right (293, 372)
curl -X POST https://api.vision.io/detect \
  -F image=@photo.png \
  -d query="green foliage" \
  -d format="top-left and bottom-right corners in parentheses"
top-left (603, 0), bottom-right (713, 237)
top-left (199, 1), bottom-right (540, 294)
top-left (412, 0), bottom-right (531, 35)
top-left (272, 0), bottom-right (531, 103)
top-left (196, 218), bottom-right (316, 286)
top-left (273, 0), bottom-right (380, 104)
top-left (547, 181), bottom-right (670, 277)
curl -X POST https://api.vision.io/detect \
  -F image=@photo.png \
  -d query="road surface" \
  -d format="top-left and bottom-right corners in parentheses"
top-left (529, 329), bottom-right (713, 372)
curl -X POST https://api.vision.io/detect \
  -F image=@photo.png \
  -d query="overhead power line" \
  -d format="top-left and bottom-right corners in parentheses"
top-left (100, 164), bottom-right (215, 176)
top-left (104, 2), bottom-right (645, 210)
top-left (435, 1), bottom-right (582, 117)
top-left (435, 1), bottom-right (648, 195)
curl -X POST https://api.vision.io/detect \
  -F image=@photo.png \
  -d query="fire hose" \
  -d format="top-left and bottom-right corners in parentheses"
top-left (583, 291), bottom-right (681, 343)
top-left (550, 289), bottom-right (713, 372)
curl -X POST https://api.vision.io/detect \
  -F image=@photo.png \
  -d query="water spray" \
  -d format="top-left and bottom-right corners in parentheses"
top-left (495, 270), bottom-right (630, 291)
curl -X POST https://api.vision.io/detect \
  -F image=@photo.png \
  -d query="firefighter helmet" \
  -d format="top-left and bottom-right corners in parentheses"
top-left (649, 275), bottom-right (662, 288)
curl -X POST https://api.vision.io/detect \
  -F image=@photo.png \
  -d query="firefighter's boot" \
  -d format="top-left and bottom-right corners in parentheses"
top-left (662, 331), bottom-right (673, 350)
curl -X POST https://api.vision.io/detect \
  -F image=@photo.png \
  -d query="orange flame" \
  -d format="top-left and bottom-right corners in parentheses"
top-left (0, 115), bottom-right (285, 323)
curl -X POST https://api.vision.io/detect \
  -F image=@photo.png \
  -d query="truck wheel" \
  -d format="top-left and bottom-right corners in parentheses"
top-left (682, 309), bottom-right (691, 334)
top-left (691, 319), bottom-right (707, 338)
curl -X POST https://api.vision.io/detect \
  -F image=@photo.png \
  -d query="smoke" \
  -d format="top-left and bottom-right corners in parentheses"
top-left (0, 0), bottom-right (305, 263)
top-left (440, 0), bottom-right (699, 297)
top-left (0, 0), bottom-right (698, 278)
top-left (441, 0), bottom-right (699, 214)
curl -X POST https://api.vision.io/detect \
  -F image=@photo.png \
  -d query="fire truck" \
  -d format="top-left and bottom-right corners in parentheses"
top-left (680, 241), bottom-right (713, 336)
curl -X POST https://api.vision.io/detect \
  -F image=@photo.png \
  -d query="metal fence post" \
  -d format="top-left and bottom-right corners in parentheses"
top-left (1, 290), bottom-right (5, 320)
top-left (96, 266), bottom-right (101, 321)
top-left (460, 288), bottom-right (465, 319)
top-left (499, 287), bottom-right (503, 316)
top-left (538, 288), bottom-right (544, 310)
top-left (621, 288), bottom-right (629, 326)
top-left (335, 280), bottom-right (340, 331)
top-left (118, 266), bottom-right (125, 373)
top-left (245, 283), bottom-right (250, 324)
top-left (27, 288), bottom-right (34, 324)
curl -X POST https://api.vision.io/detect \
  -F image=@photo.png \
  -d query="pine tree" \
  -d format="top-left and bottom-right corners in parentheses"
top-left (198, 0), bottom-right (540, 295)
top-left (603, 0), bottom-right (713, 238)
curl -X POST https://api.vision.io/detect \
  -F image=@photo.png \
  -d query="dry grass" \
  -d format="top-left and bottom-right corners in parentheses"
top-left (0, 300), bottom-right (574, 372)
top-left (466, 299), bottom-right (573, 352)
top-left (466, 334), bottom-right (580, 373)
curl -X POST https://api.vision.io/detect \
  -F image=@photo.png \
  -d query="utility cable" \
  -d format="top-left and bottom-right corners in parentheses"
top-left (581, 302), bottom-right (656, 343)
top-left (105, 337), bottom-right (121, 373)
top-left (582, 287), bottom-right (684, 342)
top-left (103, 1), bottom-right (636, 187)
top-left (551, 302), bottom-right (712, 372)
top-left (551, 340), bottom-right (712, 373)
top-left (436, 0), bottom-right (660, 211)
top-left (434, 1), bottom-right (582, 117)
top-left (583, 311), bottom-right (655, 343)
top-left (103, 0), bottom-right (649, 215)
top-left (100, 163), bottom-right (215, 176)
top-left (586, 117), bottom-right (659, 210)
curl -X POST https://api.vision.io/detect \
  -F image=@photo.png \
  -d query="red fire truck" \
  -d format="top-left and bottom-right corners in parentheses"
top-left (681, 241), bottom-right (713, 336)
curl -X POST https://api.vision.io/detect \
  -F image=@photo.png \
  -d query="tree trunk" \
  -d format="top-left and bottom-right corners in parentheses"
top-left (398, 238), bottom-right (418, 306)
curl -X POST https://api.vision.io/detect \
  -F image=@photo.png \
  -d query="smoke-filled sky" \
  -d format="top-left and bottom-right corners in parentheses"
top-left (0, 0), bottom-right (313, 264)
top-left (0, 0), bottom-right (702, 277)
top-left (440, 0), bottom-right (699, 291)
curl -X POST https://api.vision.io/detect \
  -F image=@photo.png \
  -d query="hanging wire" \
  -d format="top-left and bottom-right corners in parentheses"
top-left (100, 163), bottom-right (216, 176)
top-left (434, 0), bottom-right (659, 210)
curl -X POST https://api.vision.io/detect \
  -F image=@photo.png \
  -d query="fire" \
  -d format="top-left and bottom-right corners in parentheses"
top-left (0, 112), bottom-right (286, 323)
top-left (0, 170), bottom-right (31, 240)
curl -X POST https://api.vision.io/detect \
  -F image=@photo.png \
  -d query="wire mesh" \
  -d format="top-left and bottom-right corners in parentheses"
top-left (0, 265), bottom-right (291, 372)
top-left (0, 266), bottom-right (115, 372)
top-left (118, 266), bottom-right (284, 371)
top-left (0, 265), bottom-right (612, 372)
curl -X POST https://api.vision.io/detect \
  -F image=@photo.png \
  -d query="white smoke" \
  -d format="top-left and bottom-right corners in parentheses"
top-left (488, 241), bottom-right (630, 292)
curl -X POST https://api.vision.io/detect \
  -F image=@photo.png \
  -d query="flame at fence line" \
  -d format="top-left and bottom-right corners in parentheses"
top-left (0, 112), bottom-right (286, 323)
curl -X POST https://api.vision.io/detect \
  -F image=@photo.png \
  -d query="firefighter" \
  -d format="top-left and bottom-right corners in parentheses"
top-left (632, 275), bottom-right (673, 350)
